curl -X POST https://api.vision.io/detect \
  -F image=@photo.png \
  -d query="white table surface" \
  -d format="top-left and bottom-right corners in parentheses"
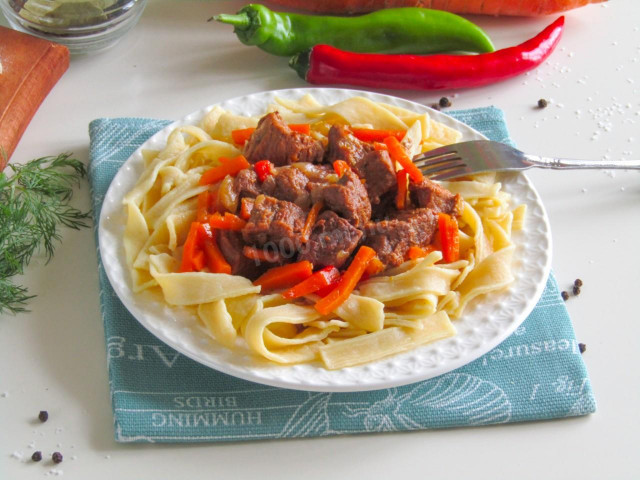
top-left (1, 1), bottom-right (639, 478)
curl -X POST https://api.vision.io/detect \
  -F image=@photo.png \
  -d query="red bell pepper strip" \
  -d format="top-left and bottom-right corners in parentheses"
top-left (289, 17), bottom-right (564, 91)
top-left (199, 155), bottom-right (250, 185)
top-left (438, 212), bottom-right (460, 263)
top-left (332, 160), bottom-right (351, 177)
top-left (254, 159), bottom-right (275, 182)
top-left (301, 201), bottom-right (323, 243)
top-left (395, 169), bottom-right (408, 210)
top-left (351, 128), bottom-right (405, 143)
top-left (384, 136), bottom-right (424, 183)
top-left (281, 266), bottom-right (340, 299)
top-left (231, 124), bottom-right (312, 145)
top-left (253, 260), bottom-right (314, 291)
top-left (208, 212), bottom-right (247, 231)
top-left (314, 245), bottom-right (376, 315)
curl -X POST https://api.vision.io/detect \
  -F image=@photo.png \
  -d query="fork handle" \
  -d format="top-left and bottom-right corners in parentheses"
top-left (524, 154), bottom-right (640, 170)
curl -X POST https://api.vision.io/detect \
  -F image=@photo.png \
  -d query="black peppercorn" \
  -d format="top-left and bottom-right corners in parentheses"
top-left (579, 343), bottom-right (587, 353)
top-left (31, 451), bottom-right (42, 462)
top-left (52, 452), bottom-right (63, 464)
top-left (38, 411), bottom-right (48, 422)
top-left (573, 285), bottom-right (581, 295)
top-left (430, 103), bottom-right (441, 111)
top-left (574, 278), bottom-right (583, 287)
top-left (561, 291), bottom-right (569, 301)
top-left (439, 96), bottom-right (452, 108)
top-left (537, 98), bottom-right (548, 108)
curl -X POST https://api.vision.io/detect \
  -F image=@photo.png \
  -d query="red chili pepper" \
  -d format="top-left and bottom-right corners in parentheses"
top-left (254, 160), bottom-right (275, 182)
top-left (289, 16), bottom-right (564, 91)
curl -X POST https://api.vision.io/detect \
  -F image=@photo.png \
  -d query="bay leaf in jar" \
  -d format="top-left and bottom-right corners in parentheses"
top-left (18, 0), bottom-right (119, 27)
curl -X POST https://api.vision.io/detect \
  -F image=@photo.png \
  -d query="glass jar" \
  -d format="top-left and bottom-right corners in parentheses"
top-left (0, 0), bottom-right (147, 54)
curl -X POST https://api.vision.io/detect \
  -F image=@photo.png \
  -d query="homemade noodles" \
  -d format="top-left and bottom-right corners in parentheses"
top-left (122, 95), bottom-right (524, 369)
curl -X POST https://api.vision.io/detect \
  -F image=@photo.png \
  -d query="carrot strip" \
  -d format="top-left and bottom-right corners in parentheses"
top-left (373, 142), bottom-right (388, 151)
top-left (301, 201), bottom-right (323, 243)
top-left (384, 136), bottom-right (424, 183)
top-left (243, 245), bottom-right (282, 263)
top-left (332, 160), bottom-right (351, 177)
top-left (179, 222), bottom-right (204, 272)
top-left (240, 197), bottom-right (254, 220)
top-left (314, 246), bottom-right (376, 315)
top-left (203, 232), bottom-right (232, 274)
top-left (351, 128), bottom-right (405, 143)
top-left (281, 266), bottom-right (340, 299)
top-left (253, 261), bottom-right (314, 291)
top-left (364, 257), bottom-right (385, 277)
top-left (438, 212), bottom-right (460, 262)
top-left (395, 169), bottom-right (408, 210)
top-left (289, 123), bottom-right (311, 135)
top-left (407, 245), bottom-right (437, 260)
top-left (209, 212), bottom-right (247, 231)
top-left (199, 155), bottom-right (250, 185)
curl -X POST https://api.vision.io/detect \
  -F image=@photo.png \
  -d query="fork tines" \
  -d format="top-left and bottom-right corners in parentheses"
top-left (413, 149), bottom-right (468, 180)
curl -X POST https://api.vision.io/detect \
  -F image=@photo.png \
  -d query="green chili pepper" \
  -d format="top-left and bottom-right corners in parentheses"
top-left (213, 4), bottom-right (495, 57)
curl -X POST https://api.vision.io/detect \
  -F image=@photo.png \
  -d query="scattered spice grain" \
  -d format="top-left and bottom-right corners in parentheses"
top-left (574, 278), bottom-right (583, 287)
top-left (38, 411), bottom-right (48, 423)
top-left (561, 291), bottom-right (570, 301)
top-left (573, 285), bottom-right (581, 295)
top-left (439, 96), bottom-right (452, 108)
top-left (578, 343), bottom-right (587, 354)
top-left (31, 451), bottom-right (42, 462)
top-left (52, 452), bottom-right (63, 464)
top-left (537, 98), bottom-right (548, 108)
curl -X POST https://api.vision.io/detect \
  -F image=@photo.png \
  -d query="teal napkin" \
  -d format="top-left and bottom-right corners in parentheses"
top-left (88, 107), bottom-right (596, 443)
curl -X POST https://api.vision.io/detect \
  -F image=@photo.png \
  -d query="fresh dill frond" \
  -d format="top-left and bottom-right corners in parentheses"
top-left (0, 153), bottom-right (91, 315)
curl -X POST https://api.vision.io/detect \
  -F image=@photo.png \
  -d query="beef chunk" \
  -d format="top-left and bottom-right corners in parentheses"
top-left (233, 169), bottom-right (262, 199)
top-left (272, 167), bottom-right (311, 208)
top-left (410, 178), bottom-right (463, 216)
top-left (325, 125), bottom-right (372, 167)
top-left (299, 211), bottom-right (363, 269)
top-left (216, 230), bottom-right (264, 280)
top-left (363, 208), bottom-right (438, 267)
top-left (242, 195), bottom-right (306, 256)
top-left (244, 112), bottom-right (324, 166)
top-left (355, 149), bottom-right (397, 205)
top-left (311, 170), bottom-right (371, 228)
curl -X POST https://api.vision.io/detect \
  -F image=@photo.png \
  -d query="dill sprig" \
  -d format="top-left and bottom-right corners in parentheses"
top-left (0, 153), bottom-right (91, 315)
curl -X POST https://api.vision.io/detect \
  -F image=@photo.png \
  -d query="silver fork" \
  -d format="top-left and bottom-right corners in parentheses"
top-left (413, 140), bottom-right (640, 181)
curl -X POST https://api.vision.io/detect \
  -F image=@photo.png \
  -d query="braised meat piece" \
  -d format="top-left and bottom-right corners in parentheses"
top-left (311, 170), bottom-right (371, 228)
top-left (410, 178), bottom-right (463, 216)
top-left (272, 167), bottom-right (311, 209)
top-left (299, 211), bottom-right (363, 269)
top-left (243, 112), bottom-right (324, 166)
top-left (363, 208), bottom-right (438, 267)
top-left (325, 125), bottom-right (372, 167)
top-left (216, 230), bottom-right (264, 280)
top-left (355, 149), bottom-right (397, 205)
top-left (242, 195), bottom-right (306, 256)
top-left (233, 169), bottom-right (262, 199)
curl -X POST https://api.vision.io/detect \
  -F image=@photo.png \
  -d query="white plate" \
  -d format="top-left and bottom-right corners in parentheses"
top-left (99, 88), bottom-right (552, 392)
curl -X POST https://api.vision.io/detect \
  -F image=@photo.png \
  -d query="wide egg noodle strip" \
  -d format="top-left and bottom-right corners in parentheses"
top-left (149, 255), bottom-right (260, 306)
top-left (198, 299), bottom-right (237, 349)
top-left (334, 294), bottom-right (385, 332)
top-left (453, 245), bottom-right (516, 318)
top-left (243, 304), bottom-right (323, 364)
top-left (319, 311), bottom-right (456, 370)
top-left (276, 96), bottom-right (408, 130)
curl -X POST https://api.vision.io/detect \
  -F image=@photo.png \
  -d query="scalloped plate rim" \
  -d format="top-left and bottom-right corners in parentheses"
top-left (98, 87), bottom-right (552, 392)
